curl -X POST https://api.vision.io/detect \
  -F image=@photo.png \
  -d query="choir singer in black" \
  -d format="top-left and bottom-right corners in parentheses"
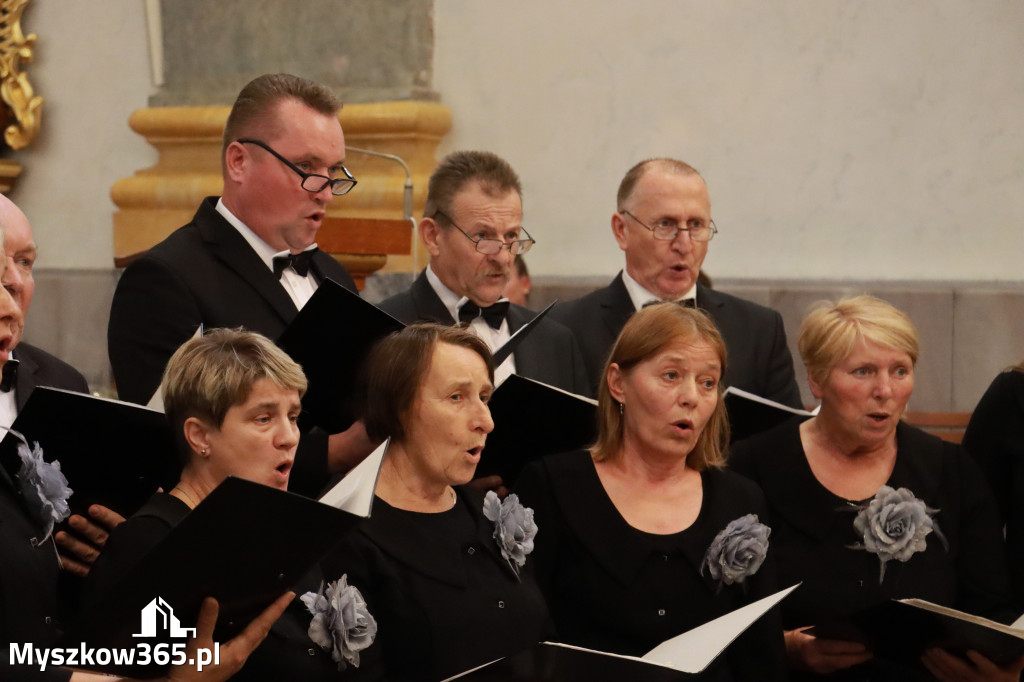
top-left (322, 324), bottom-right (549, 681)
top-left (730, 296), bottom-right (1021, 681)
top-left (516, 303), bottom-right (787, 681)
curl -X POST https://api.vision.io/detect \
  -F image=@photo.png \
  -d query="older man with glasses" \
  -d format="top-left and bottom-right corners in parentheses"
top-left (379, 150), bottom-right (589, 394)
top-left (108, 73), bottom-right (374, 495)
top-left (551, 158), bottom-right (803, 415)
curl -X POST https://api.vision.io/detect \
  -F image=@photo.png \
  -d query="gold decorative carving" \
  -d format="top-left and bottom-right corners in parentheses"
top-left (0, 0), bottom-right (42, 150)
top-left (0, 157), bottom-right (20, 192)
top-left (111, 101), bottom-right (452, 283)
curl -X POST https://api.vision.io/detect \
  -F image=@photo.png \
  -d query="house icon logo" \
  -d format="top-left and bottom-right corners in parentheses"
top-left (133, 597), bottom-right (197, 639)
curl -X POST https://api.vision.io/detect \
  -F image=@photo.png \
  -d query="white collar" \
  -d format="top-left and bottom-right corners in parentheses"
top-left (621, 269), bottom-right (697, 312)
top-left (215, 198), bottom-right (318, 272)
top-left (425, 265), bottom-right (466, 322)
top-left (425, 265), bottom-right (511, 322)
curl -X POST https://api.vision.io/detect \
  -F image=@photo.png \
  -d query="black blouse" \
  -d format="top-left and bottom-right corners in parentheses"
top-left (320, 485), bottom-right (550, 681)
top-left (83, 492), bottom-right (343, 681)
top-left (730, 418), bottom-right (1013, 681)
top-left (514, 450), bottom-right (788, 682)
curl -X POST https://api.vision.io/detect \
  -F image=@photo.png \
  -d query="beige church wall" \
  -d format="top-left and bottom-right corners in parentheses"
top-left (432, 1), bottom-right (1024, 282)
top-left (2, 1), bottom-right (155, 388)
top-left (3, 0), bottom-right (1022, 410)
top-left (9, 1), bottom-right (1024, 280)
top-left (5, 0), bottom-right (156, 269)
top-left (431, 1), bottom-right (1024, 411)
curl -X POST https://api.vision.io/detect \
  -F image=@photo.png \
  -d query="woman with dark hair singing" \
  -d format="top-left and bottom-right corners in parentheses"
top-left (321, 323), bottom-right (548, 681)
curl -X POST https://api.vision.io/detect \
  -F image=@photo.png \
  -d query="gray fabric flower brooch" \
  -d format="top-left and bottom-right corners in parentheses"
top-left (701, 513), bottom-right (771, 592)
top-left (11, 429), bottom-right (72, 542)
top-left (301, 575), bottom-right (377, 671)
top-left (848, 484), bottom-right (947, 583)
top-left (483, 490), bottom-right (538, 577)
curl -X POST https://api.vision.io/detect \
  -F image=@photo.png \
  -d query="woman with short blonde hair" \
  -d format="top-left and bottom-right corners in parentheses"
top-left (732, 295), bottom-right (1018, 681)
top-left (86, 328), bottom-right (345, 680)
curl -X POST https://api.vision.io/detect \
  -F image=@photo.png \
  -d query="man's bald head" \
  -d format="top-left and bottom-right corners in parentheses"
top-left (0, 194), bottom-right (37, 341)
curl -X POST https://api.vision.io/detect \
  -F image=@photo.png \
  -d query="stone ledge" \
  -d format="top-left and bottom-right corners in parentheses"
top-left (25, 269), bottom-right (1024, 412)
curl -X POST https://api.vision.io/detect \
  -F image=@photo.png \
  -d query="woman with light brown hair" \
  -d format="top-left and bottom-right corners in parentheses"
top-left (515, 303), bottom-right (786, 680)
top-left (731, 295), bottom-right (1019, 681)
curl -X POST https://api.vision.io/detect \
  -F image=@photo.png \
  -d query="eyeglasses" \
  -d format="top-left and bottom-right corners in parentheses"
top-left (433, 209), bottom-right (535, 255)
top-left (236, 138), bottom-right (358, 196)
top-left (621, 209), bottom-right (717, 242)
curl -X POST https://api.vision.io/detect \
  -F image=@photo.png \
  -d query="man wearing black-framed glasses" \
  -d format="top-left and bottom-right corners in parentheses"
top-left (379, 150), bottom-right (588, 397)
top-left (551, 158), bottom-right (803, 428)
top-left (109, 73), bottom-right (374, 496)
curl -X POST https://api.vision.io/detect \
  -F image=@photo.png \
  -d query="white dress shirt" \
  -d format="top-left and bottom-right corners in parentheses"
top-left (215, 198), bottom-right (318, 310)
top-left (0, 350), bottom-right (20, 430)
top-left (425, 266), bottom-right (516, 385)
top-left (621, 269), bottom-right (697, 312)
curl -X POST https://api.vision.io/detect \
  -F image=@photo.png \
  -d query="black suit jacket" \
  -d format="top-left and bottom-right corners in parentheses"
top-left (963, 369), bottom-right (1024, 608)
top-left (108, 197), bottom-right (355, 404)
top-left (378, 270), bottom-right (590, 395)
top-left (14, 342), bottom-right (89, 411)
top-left (550, 272), bottom-right (803, 407)
top-left (107, 197), bottom-right (356, 494)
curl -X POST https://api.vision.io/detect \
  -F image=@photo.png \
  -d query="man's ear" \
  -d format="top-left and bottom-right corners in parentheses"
top-left (420, 217), bottom-right (444, 258)
top-left (223, 141), bottom-right (248, 184)
top-left (611, 212), bottom-right (629, 252)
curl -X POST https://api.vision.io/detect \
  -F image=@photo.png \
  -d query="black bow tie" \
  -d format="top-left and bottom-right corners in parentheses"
top-left (0, 359), bottom-right (19, 392)
top-left (458, 300), bottom-right (510, 330)
top-left (643, 297), bottom-right (697, 310)
top-left (272, 249), bottom-right (318, 279)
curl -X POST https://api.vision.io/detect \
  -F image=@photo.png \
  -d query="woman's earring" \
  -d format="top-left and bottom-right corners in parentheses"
top-left (618, 402), bottom-right (624, 415)
top-left (200, 448), bottom-right (208, 457)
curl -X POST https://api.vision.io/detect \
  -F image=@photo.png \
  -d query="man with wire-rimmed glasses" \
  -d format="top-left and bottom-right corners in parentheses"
top-left (551, 158), bottom-right (803, 416)
top-left (379, 150), bottom-right (589, 395)
top-left (109, 73), bottom-right (375, 495)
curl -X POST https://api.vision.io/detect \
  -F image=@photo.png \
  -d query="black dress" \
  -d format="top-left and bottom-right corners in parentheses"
top-left (320, 485), bottom-right (550, 681)
top-left (730, 418), bottom-right (1014, 681)
top-left (83, 492), bottom-right (344, 681)
top-left (514, 450), bottom-right (788, 682)
top-left (962, 369), bottom-right (1024, 607)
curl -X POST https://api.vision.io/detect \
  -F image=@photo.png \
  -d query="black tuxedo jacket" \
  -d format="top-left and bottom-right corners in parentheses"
top-left (108, 197), bottom-right (355, 404)
top-left (378, 270), bottom-right (590, 396)
top-left (550, 271), bottom-right (803, 406)
top-left (963, 370), bottom-right (1024, 607)
top-left (14, 342), bottom-right (89, 411)
top-left (107, 197), bottom-right (356, 495)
